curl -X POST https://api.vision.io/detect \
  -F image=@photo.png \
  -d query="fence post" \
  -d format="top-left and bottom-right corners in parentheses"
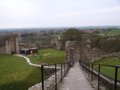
top-left (91, 64), bottom-right (93, 81)
top-left (55, 64), bottom-right (57, 90)
top-left (64, 63), bottom-right (65, 76)
top-left (66, 63), bottom-right (69, 73)
top-left (114, 66), bottom-right (118, 90)
top-left (41, 65), bottom-right (44, 90)
top-left (61, 64), bottom-right (63, 81)
top-left (98, 64), bottom-right (100, 90)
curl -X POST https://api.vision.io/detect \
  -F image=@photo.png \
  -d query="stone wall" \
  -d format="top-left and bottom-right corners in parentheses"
top-left (91, 51), bottom-right (120, 62)
top-left (29, 70), bottom-right (62, 90)
top-left (0, 37), bottom-right (6, 54)
top-left (90, 48), bottom-right (105, 62)
top-left (51, 35), bottom-right (63, 50)
top-left (65, 34), bottom-right (92, 66)
top-left (65, 41), bottom-right (80, 66)
top-left (80, 34), bottom-right (91, 66)
top-left (65, 34), bottom-right (107, 66)
top-left (0, 35), bottom-right (19, 54)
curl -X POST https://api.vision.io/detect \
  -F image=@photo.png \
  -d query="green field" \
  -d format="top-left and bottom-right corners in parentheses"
top-left (29, 49), bottom-right (66, 64)
top-left (99, 29), bottom-right (120, 36)
top-left (0, 49), bottom-right (65, 90)
top-left (92, 56), bottom-right (120, 80)
top-left (0, 55), bottom-right (41, 90)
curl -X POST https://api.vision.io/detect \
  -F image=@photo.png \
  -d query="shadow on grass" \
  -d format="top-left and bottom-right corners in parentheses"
top-left (0, 68), bottom-right (41, 90)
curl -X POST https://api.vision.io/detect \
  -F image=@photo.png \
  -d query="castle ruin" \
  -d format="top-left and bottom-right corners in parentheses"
top-left (0, 34), bottom-right (19, 54)
top-left (65, 34), bottom-right (104, 67)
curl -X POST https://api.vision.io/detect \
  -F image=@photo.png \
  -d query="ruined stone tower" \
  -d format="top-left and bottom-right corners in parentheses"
top-left (65, 41), bottom-right (81, 66)
top-left (65, 34), bottom-right (91, 67)
top-left (0, 34), bottom-right (19, 54)
top-left (80, 34), bottom-right (91, 66)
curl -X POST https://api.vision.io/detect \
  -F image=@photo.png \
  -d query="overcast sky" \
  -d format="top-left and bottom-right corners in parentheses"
top-left (0, 0), bottom-right (120, 28)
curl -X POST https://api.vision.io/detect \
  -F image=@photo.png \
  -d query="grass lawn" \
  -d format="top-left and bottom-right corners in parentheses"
top-left (0, 54), bottom-right (41, 90)
top-left (0, 49), bottom-right (65, 90)
top-left (29, 49), bottom-right (66, 64)
top-left (92, 56), bottom-right (120, 80)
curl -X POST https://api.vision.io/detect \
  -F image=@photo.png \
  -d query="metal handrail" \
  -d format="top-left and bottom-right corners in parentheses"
top-left (99, 64), bottom-right (120, 68)
top-left (80, 62), bottom-right (120, 90)
top-left (97, 64), bottom-right (120, 90)
top-left (41, 62), bottom-right (70, 90)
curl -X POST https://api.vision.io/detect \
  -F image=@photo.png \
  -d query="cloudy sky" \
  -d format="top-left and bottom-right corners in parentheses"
top-left (0, 0), bottom-right (120, 28)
